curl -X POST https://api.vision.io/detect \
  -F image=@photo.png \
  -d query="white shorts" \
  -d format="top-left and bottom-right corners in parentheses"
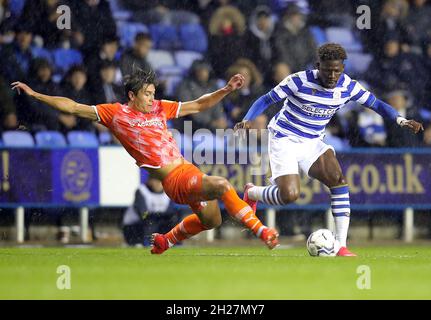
top-left (268, 130), bottom-right (334, 183)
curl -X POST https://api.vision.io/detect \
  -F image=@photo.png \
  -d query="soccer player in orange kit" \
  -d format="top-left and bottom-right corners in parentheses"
top-left (12, 69), bottom-right (279, 254)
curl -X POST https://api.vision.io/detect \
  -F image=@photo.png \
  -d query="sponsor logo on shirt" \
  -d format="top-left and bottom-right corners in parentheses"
top-left (129, 119), bottom-right (164, 128)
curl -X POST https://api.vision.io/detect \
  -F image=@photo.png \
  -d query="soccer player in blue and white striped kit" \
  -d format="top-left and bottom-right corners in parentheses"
top-left (235, 43), bottom-right (424, 256)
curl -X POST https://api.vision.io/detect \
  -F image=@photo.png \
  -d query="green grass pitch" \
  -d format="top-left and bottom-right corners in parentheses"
top-left (1, 245), bottom-right (430, 299)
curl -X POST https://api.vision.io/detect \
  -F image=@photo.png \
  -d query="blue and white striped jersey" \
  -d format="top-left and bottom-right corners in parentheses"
top-left (268, 70), bottom-right (377, 139)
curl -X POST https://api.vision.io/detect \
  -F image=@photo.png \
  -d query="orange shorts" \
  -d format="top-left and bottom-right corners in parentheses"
top-left (162, 163), bottom-right (206, 212)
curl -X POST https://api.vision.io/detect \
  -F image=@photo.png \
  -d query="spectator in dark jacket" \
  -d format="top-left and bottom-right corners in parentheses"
top-left (92, 61), bottom-right (124, 104)
top-left (19, 0), bottom-right (68, 48)
top-left (175, 60), bottom-right (228, 132)
top-left (86, 36), bottom-right (122, 91)
top-left (0, 75), bottom-right (18, 132)
top-left (120, 33), bottom-right (153, 77)
top-left (404, 0), bottom-right (431, 50)
top-left (208, 5), bottom-right (247, 77)
top-left (224, 58), bottom-right (265, 124)
top-left (245, 5), bottom-right (275, 80)
top-left (59, 65), bottom-right (94, 132)
top-left (0, 25), bottom-right (33, 83)
top-left (365, 33), bottom-right (427, 104)
top-left (272, 4), bottom-right (317, 72)
top-left (384, 89), bottom-right (421, 147)
top-left (68, 0), bottom-right (117, 57)
top-left (18, 58), bottom-right (61, 130)
top-left (122, 178), bottom-right (178, 247)
top-left (363, 0), bottom-right (409, 58)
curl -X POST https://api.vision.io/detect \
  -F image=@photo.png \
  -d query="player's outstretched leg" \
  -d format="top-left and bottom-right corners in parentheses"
top-left (151, 201), bottom-right (221, 254)
top-left (204, 176), bottom-right (279, 249)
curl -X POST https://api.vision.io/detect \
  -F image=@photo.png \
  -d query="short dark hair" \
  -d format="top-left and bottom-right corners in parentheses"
top-left (124, 68), bottom-right (157, 98)
top-left (135, 32), bottom-right (152, 43)
top-left (318, 43), bottom-right (347, 62)
top-left (100, 60), bottom-right (117, 71)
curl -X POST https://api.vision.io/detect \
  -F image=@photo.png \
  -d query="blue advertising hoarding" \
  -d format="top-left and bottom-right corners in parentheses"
top-left (1, 148), bottom-right (430, 209)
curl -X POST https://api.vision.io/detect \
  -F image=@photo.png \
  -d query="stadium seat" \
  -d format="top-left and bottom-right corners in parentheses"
top-left (2, 131), bottom-right (35, 147)
top-left (109, 0), bottom-right (132, 21)
top-left (174, 51), bottom-right (204, 71)
top-left (170, 10), bottom-right (200, 25)
top-left (326, 27), bottom-right (362, 52)
top-left (35, 131), bottom-right (67, 147)
top-left (147, 50), bottom-right (175, 70)
top-left (9, 0), bottom-right (25, 17)
top-left (157, 65), bottom-right (185, 96)
top-left (346, 53), bottom-right (373, 75)
top-left (117, 21), bottom-right (149, 48)
top-left (178, 24), bottom-right (208, 53)
top-left (310, 26), bottom-right (328, 46)
top-left (99, 131), bottom-right (113, 145)
top-left (31, 46), bottom-right (54, 64)
top-left (419, 108), bottom-right (431, 122)
top-left (149, 24), bottom-right (180, 50)
top-left (52, 48), bottom-right (83, 74)
top-left (67, 131), bottom-right (99, 147)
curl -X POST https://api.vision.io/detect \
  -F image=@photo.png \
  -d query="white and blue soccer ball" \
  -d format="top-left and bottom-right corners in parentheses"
top-left (306, 229), bottom-right (339, 257)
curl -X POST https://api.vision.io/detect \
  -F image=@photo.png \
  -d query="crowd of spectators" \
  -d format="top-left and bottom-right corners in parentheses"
top-left (1, 0), bottom-right (431, 148)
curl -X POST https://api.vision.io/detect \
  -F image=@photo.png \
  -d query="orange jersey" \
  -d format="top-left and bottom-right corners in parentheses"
top-left (94, 100), bottom-right (183, 168)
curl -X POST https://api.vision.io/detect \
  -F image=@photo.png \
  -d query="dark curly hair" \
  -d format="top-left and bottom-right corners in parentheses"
top-left (318, 43), bottom-right (347, 62)
top-left (124, 67), bottom-right (157, 99)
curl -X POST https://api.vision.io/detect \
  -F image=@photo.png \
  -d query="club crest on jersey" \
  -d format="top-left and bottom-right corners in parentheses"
top-left (333, 90), bottom-right (341, 99)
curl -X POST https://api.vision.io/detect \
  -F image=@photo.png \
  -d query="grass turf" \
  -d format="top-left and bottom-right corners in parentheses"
top-left (0, 245), bottom-right (430, 299)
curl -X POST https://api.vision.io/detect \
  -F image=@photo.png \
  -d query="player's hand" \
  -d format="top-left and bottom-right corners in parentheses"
top-left (11, 82), bottom-right (36, 97)
top-left (234, 120), bottom-right (251, 132)
top-left (400, 119), bottom-right (424, 134)
top-left (234, 120), bottom-right (251, 139)
top-left (226, 74), bottom-right (245, 92)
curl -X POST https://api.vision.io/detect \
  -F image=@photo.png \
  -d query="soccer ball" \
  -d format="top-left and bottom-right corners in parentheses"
top-left (306, 229), bottom-right (339, 257)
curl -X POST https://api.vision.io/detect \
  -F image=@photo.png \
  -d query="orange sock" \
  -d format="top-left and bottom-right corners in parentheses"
top-left (221, 187), bottom-right (265, 237)
top-left (165, 214), bottom-right (208, 246)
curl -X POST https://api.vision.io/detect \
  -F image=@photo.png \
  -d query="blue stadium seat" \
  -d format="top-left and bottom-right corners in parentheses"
top-left (109, 0), bottom-right (132, 21)
top-left (2, 131), bottom-right (35, 147)
top-left (9, 0), bottom-right (26, 17)
top-left (117, 21), bottom-right (149, 48)
top-left (52, 48), bottom-right (83, 74)
top-left (326, 27), bottom-right (362, 52)
top-left (67, 131), bottom-right (99, 147)
top-left (310, 26), bottom-right (328, 46)
top-left (99, 131), bottom-right (113, 145)
top-left (149, 24), bottom-right (180, 50)
top-left (35, 131), bottom-right (67, 147)
top-left (174, 51), bottom-right (204, 71)
top-left (31, 46), bottom-right (54, 64)
top-left (179, 24), bottom-right (208, 53)
top-left (147, 50), bottom-right (175, 70)
top-left (346, 53), bottom-right (373, 75)
top-left (170, 10), bottom-right (200, 25)
top-left (157, 65), bottom-right (185, 96)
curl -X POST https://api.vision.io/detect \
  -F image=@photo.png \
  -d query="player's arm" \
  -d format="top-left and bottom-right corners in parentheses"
top-left (234, 92), bottom-right (279, 131)
top-left (368, 99), bottom-right (423, 134)
top-left (234, 75), bottom-right (293, 131)
top-left (11, 81), bottom-right (98, 121)
top-left (178, 74), bottom-right (245, 117)
top-left (351, 82), bottom-right (423, 134)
